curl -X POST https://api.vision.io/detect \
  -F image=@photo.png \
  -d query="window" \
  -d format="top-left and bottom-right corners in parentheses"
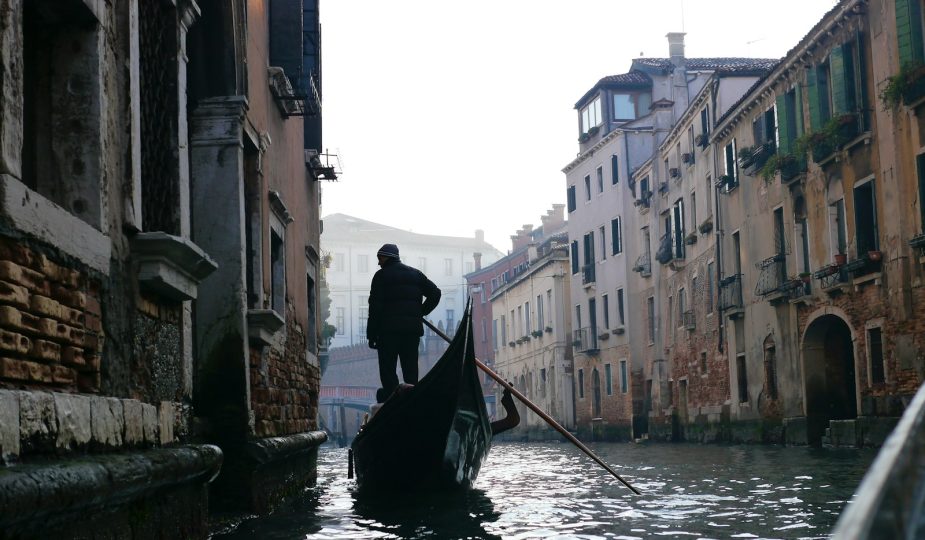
top-left (854, 179), bottom-right (879, 253)
top-left (524, 301), bottom-right (531, 335)
top-left (620, 360), bottom-right (628, 393)
top-left (306, 273), bottom-right (317, 353)
top-left (897, 0), bottom-right (925, 66)
top-left (737, 354), bottom-right (748, 403)
top-left (705, 174), bottom-right (713, 216)
top-left (537, 294), bottom-right (544, 331)
top-left (583, 231), bottom-right (595, 270)
top-left (592, 369), bottom-right (602, 417)
top-left (602, 294), bottom-right (610, 329)
top-left (575, 305), bottom-right (582, 334)
top-left (580, 95), bottom-right (602, 133)
top-left (571, 240), bottom-right (580, 274)
top-left (672, 198), bottom-right (686, 259)
top-left (493, 319), bottom-right (498, 350)
top-left (723, 140), bottom-right (739, 189)
top-left (764, 342), bottom-right (778, 400)
top-left (690, 192), bottom-right (697, 233)
top-left (616, 288), bottom-right (625, 326)
top-left (640, 176), bottom-right (650, 201)
top-left (700, 105), bottom-right (710, 138)
top-left (597, 166), bottom-right (604, 193)
top-left (732, 231), bottom-right (743, 276)
top-left (612, 92), bottom-right (650, 121)
top-left (605, 364), bottom-right (613, 395)
top-left (611, 155), bottom-right (619, 185)
top-left (611, 217), bottom-right (623, 255)
top-left (667, 295), bottom-right (673, 334)
top-left (809, 61), bottom-right (832, 130)
top-left (869, 327), bottom-right (885, 384)
top-left (707, 262), bottom-right (715, 313)
top-left (567, 185), bottom-right (577, 212)
top-left (419, 257), bottom-right (427, 273)
top-left (445, 258), bottom-right (453, 276)
top-left (647, 296), bottom-right (655, 344)
top-left (446, 309), bottom-right (455, 332)
top-left (687, 125), bottom-right (695, 156)
top-left (270, 228), bottom-right (285, 313)
top-left (599, 226), bottom-right (607, 260)
top-left (515, 308), bottom-right (521, 337)
top-left (829, 198), bottom-right (848, 257)
top-left (334, 253), bottom-right (345, 272)
top-left (678, 287), bottom-right (686, 326)
top-left (465, 261), bottom-right (474, 274)
top-left (358, 254), bottom-right (369, 273)
top-left (546, 289), bottom-right (552, 326)
top-left (584, 175), bottom-right (592, 201)
top-left (501, 315), bottom-right (507, 343)
top-left (22, 2), bottom-right (106, 230)
top-left (481, 319), bottom-right (487, 343)
top-left (664, 158), bottom-right (670, 182)
top-left (752, 105), bottom-right (778, 149)
top-left (918, 154), bottom-right (925, 231)
top-left (578, 368), bottom-right (585, 399)
top-left (359, 307), bottom-right (368, 336)
top-left (335, 307), bottom-right (345, 335)
top-left (700, 351), bottom-right (708, 374)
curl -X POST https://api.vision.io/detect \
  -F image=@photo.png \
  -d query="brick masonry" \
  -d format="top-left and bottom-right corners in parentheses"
top-left (0, 236), bottom-right (102, 394)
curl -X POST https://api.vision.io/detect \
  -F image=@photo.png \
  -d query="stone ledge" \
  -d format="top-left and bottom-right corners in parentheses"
top-left (0, 444), bottom-right (222, 533)
top-left (131, 232), bottom-right (218, 301)
top-left (247, 309), bottom-right (285, 346)
top-left (244, 430), bottom-right (327, 465)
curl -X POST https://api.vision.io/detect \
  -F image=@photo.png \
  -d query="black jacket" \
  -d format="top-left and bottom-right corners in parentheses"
top-left (367, 259), bottom-right (441, 339)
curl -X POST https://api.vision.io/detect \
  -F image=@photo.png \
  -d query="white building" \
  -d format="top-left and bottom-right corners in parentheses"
top-left (322, 213), bottom-right (503, 348)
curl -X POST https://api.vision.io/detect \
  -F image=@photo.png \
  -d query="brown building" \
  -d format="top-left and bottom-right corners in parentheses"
top-left (0, 0), bottom-right (329, 536)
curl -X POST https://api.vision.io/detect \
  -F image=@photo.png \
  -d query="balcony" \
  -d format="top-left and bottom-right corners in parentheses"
top-left (634, 191), bottom-right (653, 209)
top-left (911, 233), bottom-right (925, 257)
top-left (755, 254), bottom-right (786, 297)
top-left (682, 310), bottom-right (695, 331)
top-left (813, 263), bottom-right (849, 291)
top-left (843, 250), bottom-right (882, 277)
top-left (779, 154), bottom-right (807, 184)
top-left (719, 274), bottom-right (744, 314)
top-left (633, 252), bottom-right (652, 277)
top-left (572, 327), bottom-right (599, 354)
top-left (582, 263), bottom-right (596, 285)
top-left (740, 140), bottom-right (776, 176)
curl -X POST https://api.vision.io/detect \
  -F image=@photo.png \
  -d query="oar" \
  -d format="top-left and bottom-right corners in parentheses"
top-left (423, 319), bottom-right (641, 495)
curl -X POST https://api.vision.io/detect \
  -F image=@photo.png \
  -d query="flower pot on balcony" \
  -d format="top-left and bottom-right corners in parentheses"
top-left (598, 333), bottom-right (610, 341)
top-left (545, 326), bottom-right (553, 333)
top-left (834, 253), bottom-right (847, 266)
top-left (612, 326), bottom-right (625, 335)
top-left (867, 250), bottom-right (882, 262)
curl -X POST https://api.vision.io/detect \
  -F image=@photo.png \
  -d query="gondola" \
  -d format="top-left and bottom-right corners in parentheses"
top-left (350, 301), bottom-right (491, 492)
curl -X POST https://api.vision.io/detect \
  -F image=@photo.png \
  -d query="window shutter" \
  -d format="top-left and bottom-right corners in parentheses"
top-left (611, 155), bottom-right (619, 185)
top-left (896, 0), bottom-right (925, 66)
top-left (807, 67), bottom-right (821, 132)
top-left (776, 93), bottom-right (791, 154)
top-left (830, 46), bottom-right (848, 115)
top-left (856, 30), bottom-right (870, 130)
top-left (571, 241), bottom-right (579, 274)
top-left (795, 83), bottom-right (805, 137)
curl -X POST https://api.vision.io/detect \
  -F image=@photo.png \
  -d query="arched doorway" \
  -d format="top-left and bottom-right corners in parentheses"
top-left (591, 368), bottom-right (602, 418)
top-left (802, 314), bottom-right (857, 445)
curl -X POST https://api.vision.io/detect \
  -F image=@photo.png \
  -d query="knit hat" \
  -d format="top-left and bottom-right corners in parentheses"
top-left (377, 243), bottom-right (400, 259)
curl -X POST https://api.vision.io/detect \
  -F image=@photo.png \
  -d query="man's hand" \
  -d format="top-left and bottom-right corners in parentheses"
top-left (368, 340), bottom-right (378, 350)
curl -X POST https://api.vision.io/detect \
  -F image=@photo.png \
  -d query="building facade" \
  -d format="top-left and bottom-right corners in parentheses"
top-left (321, 213), bottom-right (502, 349)
top-left (0, 0), bottom-right (328, 535)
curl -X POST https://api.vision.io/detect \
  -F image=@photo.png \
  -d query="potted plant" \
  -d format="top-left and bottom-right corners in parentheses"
top-left (545, 326), bottom-right (553, 333)
top-left (834, 253), bottom-right (847, 266)
top-left (612, 326), bottom-right (625, 335)
top-left (531, 330), bottom-right (543, 338)
top-left (799, 272), bottom-right (812, 284)
top-left (684, 232), bottom-right (698, 245)
top-left (698, 217), bottom-right (713, 234)
top-left (508, 341), bottom-right (516, 347)
top-left (598, 332), bottom-right (610, 341)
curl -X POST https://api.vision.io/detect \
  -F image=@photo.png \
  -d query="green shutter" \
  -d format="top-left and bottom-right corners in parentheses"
top-left (897, 0), bottom-right (925, 65)
top-left (856, 29), bottom-right (870, 129)
top-left (830, 46), bottom-right (848, 114)
top-left (795, 82), bottom-right (805, 136)
top-left (776, 93), bottom-right (791, 155)
top-left (807, 67), bottom-right (821, 131)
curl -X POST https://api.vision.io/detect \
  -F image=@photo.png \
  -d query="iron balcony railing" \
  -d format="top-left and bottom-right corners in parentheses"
top-left (719, 274), bottom-right (744, 311)
top-left (572, 327), bottom-right (599, 353)
top-left (582, 263), bottom-right (596, 285)
top-left (633, 252), bottom-right (652, 276)
top-left (682, 310), bottom-right (695, 330)
top-left (755, 254), bottom-right (787, 296)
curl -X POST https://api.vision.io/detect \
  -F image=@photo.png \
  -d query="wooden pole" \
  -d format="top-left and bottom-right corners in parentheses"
top-left (424, 319), bottom-right (641, 495)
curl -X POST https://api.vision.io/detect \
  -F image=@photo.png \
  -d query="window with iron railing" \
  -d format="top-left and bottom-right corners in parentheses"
top-left (572, 327), bottom-right (599, 353)
top-left (719, 274), bottom-right (744, 311)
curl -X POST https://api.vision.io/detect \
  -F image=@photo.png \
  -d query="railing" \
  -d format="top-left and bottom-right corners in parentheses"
top-left (813, 263), bottom-right (848, 289)
top-left (656, 233), bottom-right (673, 265)
top-left (633, 252), bottom-right (652, 276)
top-left (582, 263), bottom-right (596, 285)
top-left (572, 327), bottom-right (599, 353)
top-left (719, 274), bottom-right (743, 311)
top-left (682, 310), bottom-right (695, 330)
top-left (755, 254), bottom-right (786, 296)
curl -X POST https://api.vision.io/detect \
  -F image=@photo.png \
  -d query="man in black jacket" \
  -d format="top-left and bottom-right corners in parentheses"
top-left (367, 243), bottom-right (441, 398)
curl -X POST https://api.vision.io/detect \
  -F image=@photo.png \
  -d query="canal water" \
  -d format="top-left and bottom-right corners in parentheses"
top-left (212, 442), bottom-right (876, 539)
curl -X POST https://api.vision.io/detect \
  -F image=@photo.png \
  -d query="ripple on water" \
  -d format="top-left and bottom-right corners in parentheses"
top-left (210, 442), bottom-right (874, 540)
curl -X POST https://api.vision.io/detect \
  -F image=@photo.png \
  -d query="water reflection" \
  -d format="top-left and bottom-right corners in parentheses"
top-left (212, 442), bottom-right (875, 540)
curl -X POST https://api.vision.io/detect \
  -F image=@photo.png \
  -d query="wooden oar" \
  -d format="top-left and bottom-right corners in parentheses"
top-left (423, 319), bottom-right (641, 495)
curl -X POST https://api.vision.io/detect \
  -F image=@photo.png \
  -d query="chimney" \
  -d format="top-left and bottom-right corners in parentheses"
top-left (475, 229), bottom-right (484, 242)
top-left (473, 252), bottom-right (482, 270)
top-left (527, 243), bottom-right (538, 262)
top-left (667, 32), bottom-right (686, 67)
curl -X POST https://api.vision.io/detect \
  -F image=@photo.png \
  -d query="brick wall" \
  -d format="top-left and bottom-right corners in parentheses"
top-left (0, 236), bottom-right (102, 393)
top-left (250, 305), bottom-right (320, 438)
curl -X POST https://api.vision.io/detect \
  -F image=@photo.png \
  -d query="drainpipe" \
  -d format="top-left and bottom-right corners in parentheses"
top-left (710, 81), bottom-right (725, 354)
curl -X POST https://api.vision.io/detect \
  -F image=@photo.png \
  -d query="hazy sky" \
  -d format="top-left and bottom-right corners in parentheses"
top-left (319, 0), bottom-right (839, 252)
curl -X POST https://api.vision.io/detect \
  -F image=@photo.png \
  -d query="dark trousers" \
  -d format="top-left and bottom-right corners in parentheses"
top-left (377, 334), bottom-right (420, 396)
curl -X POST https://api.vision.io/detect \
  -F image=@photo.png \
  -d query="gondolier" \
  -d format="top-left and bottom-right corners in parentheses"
top-left (368, 243), bottom-right (441, 397)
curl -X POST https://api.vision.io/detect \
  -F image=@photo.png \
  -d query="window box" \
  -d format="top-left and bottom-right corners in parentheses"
top-left (695, 133), bottom-right (709, 148)
top-left (521, 335), bottom-right (531, 342)
top-left (698, 217), bottom-right (714, 234)
top-left (578, 133), bottom-right (591, 143)
top-left (531, 330), bottom-right (544, 338)
top-left (247, 309), bottom-right (285, 346)
top-left (597, 332), bottom-right (610, 341)
top-left (717, 175), bottom-right (737, 191)
top-left (684, 232), bottom-right (698, 245)
top-left (611, 326), bottom-right (625, 335)
top-left (812, 264), bottom-right (840, 279)
top-left (131, 232), bottom-right (218, 302)
top-left (508, 341), bottom-right (516, 347)
top-left (681, 153), bottom-right (694, 165)
top-left (880, 62), bottom-right (925, 109)
top-left (545, 326), bottom-right (554, 333)
top-left (669, 167), bottom-right (681, 179)
top-left (571, 339), bottom-right (581, 347)
top-left (658, 182), bottom-right (670, 194)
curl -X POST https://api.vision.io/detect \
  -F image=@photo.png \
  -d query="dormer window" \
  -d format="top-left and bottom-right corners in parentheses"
top-left (613, 92), bottom-right (652, 121)
top-left (581, 96), bottom-right (602, 134)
